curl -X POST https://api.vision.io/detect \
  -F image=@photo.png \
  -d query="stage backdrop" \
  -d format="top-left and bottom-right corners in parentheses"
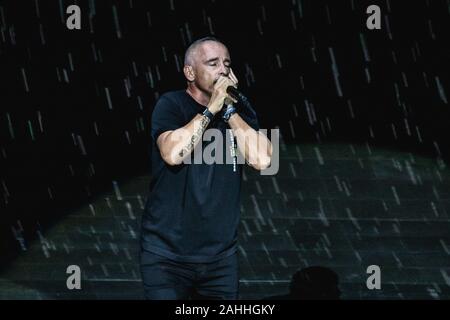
top-left (1, 0), bottom-right (448, 266)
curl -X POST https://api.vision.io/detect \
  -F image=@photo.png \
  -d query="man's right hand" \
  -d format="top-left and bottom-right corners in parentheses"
top-left (207, 76), bottom-right (238, 115)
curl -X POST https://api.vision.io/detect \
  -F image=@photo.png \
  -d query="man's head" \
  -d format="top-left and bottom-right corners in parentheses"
top-left (183, 36), bottom-right (232, 96)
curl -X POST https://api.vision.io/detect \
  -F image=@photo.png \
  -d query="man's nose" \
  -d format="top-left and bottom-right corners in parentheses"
top-left (218, 63), bottom-right (229, 77)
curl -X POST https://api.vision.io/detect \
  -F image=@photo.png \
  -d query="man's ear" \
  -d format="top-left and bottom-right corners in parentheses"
top-left (183, 65), bottom-right (195, 82)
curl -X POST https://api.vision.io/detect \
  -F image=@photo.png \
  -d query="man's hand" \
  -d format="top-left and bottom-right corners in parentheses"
top-left (228, 68), bottom-right (239, 86)
top-left (224, 69), bottom-right (239, 105)
top-left (207, 72), bottom-right (239, 114)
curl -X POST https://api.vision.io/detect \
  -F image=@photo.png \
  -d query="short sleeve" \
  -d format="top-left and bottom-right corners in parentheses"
top-left (151, 96), bottom-right (185, 142)
top-left (238, 102), bottom-right (260, 131)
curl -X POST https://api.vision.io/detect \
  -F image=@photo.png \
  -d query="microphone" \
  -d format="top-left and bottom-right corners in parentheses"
top-left (226, 86), bottom-right (248, 104)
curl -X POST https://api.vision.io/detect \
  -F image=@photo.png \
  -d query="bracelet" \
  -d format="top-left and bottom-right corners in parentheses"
top-left (223, 105), bottom-right (237, 123)
top-left (202, 108), bottom-right (214, 122)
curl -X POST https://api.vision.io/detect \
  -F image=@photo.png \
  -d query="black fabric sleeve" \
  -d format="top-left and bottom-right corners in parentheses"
top-left (151, 95), bottom-right (185, 142)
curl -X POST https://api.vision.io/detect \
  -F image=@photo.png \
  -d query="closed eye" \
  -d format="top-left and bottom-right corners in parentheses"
top-left (205, 58), bottom-right (231, 68)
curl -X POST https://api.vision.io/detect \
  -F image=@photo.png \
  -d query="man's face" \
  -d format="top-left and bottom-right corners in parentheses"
top-left (190, 41), bottom-right (232, 95)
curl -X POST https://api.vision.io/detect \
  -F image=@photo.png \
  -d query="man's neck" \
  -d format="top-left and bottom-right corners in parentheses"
top-left (186, 85), bottom-right (210, 107)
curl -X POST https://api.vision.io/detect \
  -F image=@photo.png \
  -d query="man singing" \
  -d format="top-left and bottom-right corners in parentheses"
top-left (140, 36), bottom-right (272, 300)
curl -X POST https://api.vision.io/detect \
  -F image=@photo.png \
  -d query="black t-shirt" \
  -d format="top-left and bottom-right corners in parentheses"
top-left (141, 90), bottom-right (260, 263)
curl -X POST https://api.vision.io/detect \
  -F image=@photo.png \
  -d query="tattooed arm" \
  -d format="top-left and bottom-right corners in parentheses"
top-left (157, 74), bottom-right (237, 166)
top-left (157, 113), bottom-right (211, 166)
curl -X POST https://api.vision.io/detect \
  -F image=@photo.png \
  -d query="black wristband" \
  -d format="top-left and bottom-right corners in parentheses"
top-left (202, 108), bottom-right (214, 121)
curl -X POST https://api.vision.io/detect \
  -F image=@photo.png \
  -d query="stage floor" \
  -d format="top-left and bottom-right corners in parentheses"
top-left (1, 143), bottom-right (450, 299)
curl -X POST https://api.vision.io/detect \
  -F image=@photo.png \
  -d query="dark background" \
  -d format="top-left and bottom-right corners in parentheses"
top-left (1, 0), bottom-right (449, 267)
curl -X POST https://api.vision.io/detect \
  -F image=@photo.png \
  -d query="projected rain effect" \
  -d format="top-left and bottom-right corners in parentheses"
top-left (0, 0), bottom-right (449, 299)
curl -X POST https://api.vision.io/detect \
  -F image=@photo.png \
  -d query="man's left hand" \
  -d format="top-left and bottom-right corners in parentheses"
top-left (224, 68), bottom-right (239, 105)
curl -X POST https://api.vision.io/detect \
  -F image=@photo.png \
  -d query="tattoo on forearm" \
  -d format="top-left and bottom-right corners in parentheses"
top-left (178, 115), bottom-right (210, 158)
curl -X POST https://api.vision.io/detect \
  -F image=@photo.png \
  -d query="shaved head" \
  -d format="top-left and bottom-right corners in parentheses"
top-left (184, 36), bottom-right (226, 66)
top-left (183, 36), bottom-right (232, 105)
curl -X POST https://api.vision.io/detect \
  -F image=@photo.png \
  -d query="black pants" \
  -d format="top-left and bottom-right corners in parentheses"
top-left (140, 250), bottom-right (239, 300)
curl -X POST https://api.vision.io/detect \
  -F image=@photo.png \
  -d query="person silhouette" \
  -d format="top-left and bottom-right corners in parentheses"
top-left (264, 266), bottom-right (341, 300)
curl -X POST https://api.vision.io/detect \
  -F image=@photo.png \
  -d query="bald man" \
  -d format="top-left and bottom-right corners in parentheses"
top-left (140, 36), bottom-right (272, 300)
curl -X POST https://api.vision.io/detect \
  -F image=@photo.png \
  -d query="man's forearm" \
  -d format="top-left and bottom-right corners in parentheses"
top-left (177, 115), bottom-right (210, 158)
top-left (228, 113), bottom-right (272, 170)
top-left (160, 114), bottom-right (211, 165)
